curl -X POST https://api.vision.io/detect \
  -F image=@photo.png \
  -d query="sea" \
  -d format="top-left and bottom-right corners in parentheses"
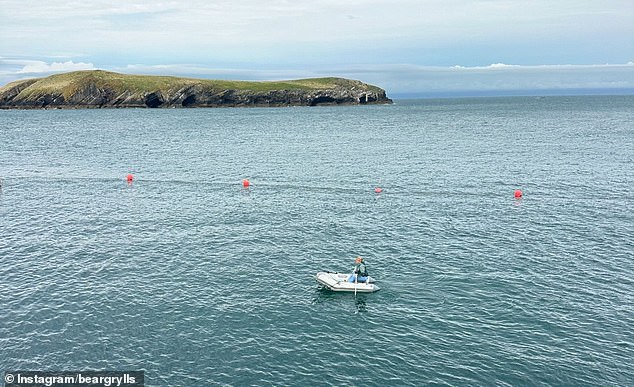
top-left (1, 96), bottom-right (632, 386)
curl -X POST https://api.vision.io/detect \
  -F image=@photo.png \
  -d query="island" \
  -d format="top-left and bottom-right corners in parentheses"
top-left (0, 70), bottom-right (392, 109)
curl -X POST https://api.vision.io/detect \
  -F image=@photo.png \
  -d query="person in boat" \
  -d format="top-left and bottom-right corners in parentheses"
top-left (348, 256), bottom-right (369, 283)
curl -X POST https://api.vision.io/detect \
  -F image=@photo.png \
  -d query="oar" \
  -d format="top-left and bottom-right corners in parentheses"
top-left (354, 274), bottom-right (358, 296)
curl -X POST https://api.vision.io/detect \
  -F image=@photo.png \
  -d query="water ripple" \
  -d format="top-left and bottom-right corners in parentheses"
top-left (1, 97), bottom-right (633, 386)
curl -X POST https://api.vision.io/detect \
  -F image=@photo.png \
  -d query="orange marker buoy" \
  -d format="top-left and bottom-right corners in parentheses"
top-left (374, 187), bottom-right (383, 194)
top-left (242, 179), bottom-right (250, 188)
top-left (514, 189), bottom-right (522, 198)
top-left (127, 174), bottom-right (134, 183)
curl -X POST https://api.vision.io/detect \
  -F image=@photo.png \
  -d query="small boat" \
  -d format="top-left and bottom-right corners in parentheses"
top-left (315, 271), bottom-right (380, 293)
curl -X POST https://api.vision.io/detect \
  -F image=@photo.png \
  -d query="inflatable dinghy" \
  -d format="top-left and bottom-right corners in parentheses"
top-left (315, 271), bottom-right (380, 293)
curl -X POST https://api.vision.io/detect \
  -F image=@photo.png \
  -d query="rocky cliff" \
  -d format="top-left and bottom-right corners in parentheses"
top-left (0, 70), bottom-right (392, 109)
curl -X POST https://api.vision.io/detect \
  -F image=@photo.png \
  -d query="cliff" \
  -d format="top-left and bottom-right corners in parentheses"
top-left (0, 70), bottom-right (392, 109)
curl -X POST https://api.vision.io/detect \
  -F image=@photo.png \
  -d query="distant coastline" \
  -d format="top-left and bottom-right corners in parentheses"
top-left (0, 70), bottom-right (392, 109)
top-left (391, 88), bottom-right (634, 100)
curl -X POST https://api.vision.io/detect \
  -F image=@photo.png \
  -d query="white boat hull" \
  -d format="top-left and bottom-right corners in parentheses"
top-left (315, 271), bottom-right (380, 293)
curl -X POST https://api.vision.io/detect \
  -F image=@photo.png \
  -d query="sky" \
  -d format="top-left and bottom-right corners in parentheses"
top-left (1, 0), bottom-right (633, 96)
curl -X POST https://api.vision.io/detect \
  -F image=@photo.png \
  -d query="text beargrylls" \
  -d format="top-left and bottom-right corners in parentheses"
top-left (4, 371), bottom-right (144, 387)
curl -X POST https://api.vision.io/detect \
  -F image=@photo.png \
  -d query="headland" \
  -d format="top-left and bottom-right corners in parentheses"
top-left (0, 70), bottom-right (392, 109)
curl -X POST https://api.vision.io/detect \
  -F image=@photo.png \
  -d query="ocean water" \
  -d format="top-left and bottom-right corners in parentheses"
top-left (0, 96), bottom-right (632, 386)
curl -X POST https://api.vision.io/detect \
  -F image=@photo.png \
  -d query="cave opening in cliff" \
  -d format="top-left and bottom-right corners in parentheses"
top-left (144, 92), bottom-right (164, 108)
top-left (310, 96), bottom-right (336, 106)
top-left (182, 95), bottom-right (197, 107)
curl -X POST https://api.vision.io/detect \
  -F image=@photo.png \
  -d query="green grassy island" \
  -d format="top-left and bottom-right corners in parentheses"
top-left (0, 70), bottom-right (392, 109)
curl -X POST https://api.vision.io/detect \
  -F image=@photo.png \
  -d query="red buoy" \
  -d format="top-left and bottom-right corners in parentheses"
top-left (514, 189), bottom-right (523, 198)
top-left (126, 174), bottom-right (134, 183)
top-left (242, 179), bottom-right (250, 188)
top-left (374, 187), bottom-right (383, 194)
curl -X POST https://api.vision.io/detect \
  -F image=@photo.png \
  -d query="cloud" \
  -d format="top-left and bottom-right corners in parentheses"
top-left (116, 62), bottom-right (634, 95)
top-left (2, 58), bottom-right (633, 96)
top-left (487, 63), bottom-right (521, 69)
top-left (0, 58), bottom-right (97, 86)
top-left (2, 1), bottom-right (632, 95)
top-left (319, 62), bottom-right (634, 95)
top-left (17, 60), bottom-right (96, 74)
top-left (2, 1), bottom-right (632, 66)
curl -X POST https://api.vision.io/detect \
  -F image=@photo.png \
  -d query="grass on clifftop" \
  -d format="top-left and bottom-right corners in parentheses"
top-left (1, 70), bottom-right (383, 100)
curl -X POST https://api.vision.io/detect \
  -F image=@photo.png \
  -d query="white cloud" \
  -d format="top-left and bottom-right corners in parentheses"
top-left (117, 62), bottom-right (634, 94)
top-left (0, 58), bottom-right (97, 86)
top-left (487, 63), bottom-right (521, 69)
top-left (17, 60), bottom-right (96, 74)
top-left (320, 62), bottom-right (634, 94)
top-left (2, 57), bottom-right (632, 96)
